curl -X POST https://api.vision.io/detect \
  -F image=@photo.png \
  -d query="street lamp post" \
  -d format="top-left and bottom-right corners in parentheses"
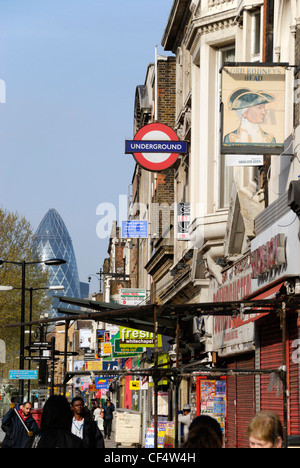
top-left (0, 258), bottom-right (66, 402)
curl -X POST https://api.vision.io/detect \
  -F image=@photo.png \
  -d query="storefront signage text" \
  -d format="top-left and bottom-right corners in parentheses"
top-left (250, 233), bottom-right (286, 279)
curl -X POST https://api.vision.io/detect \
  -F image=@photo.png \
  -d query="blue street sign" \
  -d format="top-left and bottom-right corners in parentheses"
top-left (121, 220), bottom-right (148, 239)
top-left (9, 370), bottom-right (38, 380)
top-left (125, 140), bottom-right (187, 154)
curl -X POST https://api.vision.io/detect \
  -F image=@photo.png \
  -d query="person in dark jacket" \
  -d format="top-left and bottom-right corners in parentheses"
top-left (1, 401), bottom-right (40, 448)
top-left (71, 396), bottom-right (105, 448)
top-left (31, 395), bottom-right (83, 448)
top-left (103, 397), bottom-right (115, 439)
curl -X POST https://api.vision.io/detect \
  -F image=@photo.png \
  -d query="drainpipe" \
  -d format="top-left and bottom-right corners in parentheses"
top-left (261, 0), bottom-right (274, 207)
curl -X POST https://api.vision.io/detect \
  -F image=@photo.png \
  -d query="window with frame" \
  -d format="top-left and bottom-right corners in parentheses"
top-left (217, 46), bottom-right (235, 209)
top-left (251, 9), bottom-right (262, 61)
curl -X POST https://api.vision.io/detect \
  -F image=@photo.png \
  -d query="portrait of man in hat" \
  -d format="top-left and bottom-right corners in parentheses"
top-left (223, 88), bottom-right (276, 145)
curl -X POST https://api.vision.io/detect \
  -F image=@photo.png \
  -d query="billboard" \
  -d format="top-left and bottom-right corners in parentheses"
top-left (221, 64), bottom-right (287, 155)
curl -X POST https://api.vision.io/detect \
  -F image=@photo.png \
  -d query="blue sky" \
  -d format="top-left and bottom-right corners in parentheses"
top-left (0, 0), bottom-right (174, 293)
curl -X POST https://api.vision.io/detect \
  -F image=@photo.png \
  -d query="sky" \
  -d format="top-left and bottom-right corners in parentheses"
top-left (0, 0), bottom-right (174, 294)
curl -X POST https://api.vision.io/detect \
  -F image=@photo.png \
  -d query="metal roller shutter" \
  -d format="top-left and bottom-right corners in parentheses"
top-left (259, 317), bottom-right (284, 421)
top-left (226, 360), bottom-right (237, 448)
top-left (288, 316), bottom-right (300, 435)
top-left (259, 313), bottom-right (299, 435)
top-left (236, 355), bottom-right (255, 448)
top-left (226, 354), bottom-right (255, 448)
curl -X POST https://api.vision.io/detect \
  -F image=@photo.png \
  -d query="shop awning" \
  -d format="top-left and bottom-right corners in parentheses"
top-left (8, 292), bottom-right (300, 340)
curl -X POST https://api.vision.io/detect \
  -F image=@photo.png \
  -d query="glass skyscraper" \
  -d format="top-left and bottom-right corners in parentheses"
top-left (35, 208), bottom-right (82, 317)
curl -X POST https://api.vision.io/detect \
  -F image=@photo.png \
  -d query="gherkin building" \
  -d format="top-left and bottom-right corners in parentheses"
top-left (35, 208), bottom-right (81, 317)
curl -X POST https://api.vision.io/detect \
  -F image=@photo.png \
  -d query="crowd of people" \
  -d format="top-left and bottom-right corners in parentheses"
top-left (0, 395), bottom-right (114, 448)
top-left (1, 394), bottom-right (285, 448)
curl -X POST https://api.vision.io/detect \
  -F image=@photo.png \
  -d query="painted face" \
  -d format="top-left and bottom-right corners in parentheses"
top-left (243, 104), bottom-right (266, 124)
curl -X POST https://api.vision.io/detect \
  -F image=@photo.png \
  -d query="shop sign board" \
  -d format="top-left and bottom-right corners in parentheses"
top-left (119, 327), bottom-right (162, 348)
top-left (119, 288), bottom-right (147, 306)
top-left (177, 202), bottom-right (191, 240)
top-left (210, 254), bottom-right (255, 356)
top-left (221, 63), bottom-right (287, 155)
top-left (251, 211), bottom-right (300, 293)
top-left (95, 378), bottom-right (110, 390)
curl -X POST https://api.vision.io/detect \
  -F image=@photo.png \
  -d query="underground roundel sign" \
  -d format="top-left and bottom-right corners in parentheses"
top-left (125, 122), bottom-right (187, 171)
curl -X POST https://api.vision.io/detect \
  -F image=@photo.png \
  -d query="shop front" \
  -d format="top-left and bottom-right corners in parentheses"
top-left (209, 253), bottom-right (256, 447)
top-left (207, 199), bottom-right (300, 446)
top-left (250, 207), bottom-right (300, 438)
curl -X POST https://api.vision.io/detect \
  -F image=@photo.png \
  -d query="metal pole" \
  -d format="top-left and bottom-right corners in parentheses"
top-left (27, 288), bottom-right (33, 401)
top-left (281, 301), bottom-right (288, 448)
top-left (154, 305), bottom-right (158, 449)
top-left (19, 260), bottom-right (26, 403)
top-left (50, 337), bottom-right (55, 396)
top-left (63, 321), bottom-right (69, 397)
top-left (174, 315), bottom-right (180, 448)
top-left (155, 45), bottom-right (158, 121)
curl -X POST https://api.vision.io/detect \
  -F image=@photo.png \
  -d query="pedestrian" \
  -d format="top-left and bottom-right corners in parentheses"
top-left (103, 397), bottom-right (115, 439)
top-left (93, 402), bottom-right (104, 432)
top-left (247, 411), bottom-right (283, 448)
top-left (178, 404), bottom-right (192, 443)
top-left (183, 415), bottom-right (223, 448)
top-left (71, 396), bottom-right (105, 448)
top-left (1, 401), bottom-right (40, 448)
top-left (28, 395), bottom-right (84, 448)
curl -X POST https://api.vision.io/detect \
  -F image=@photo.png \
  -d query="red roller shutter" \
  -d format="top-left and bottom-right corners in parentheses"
top-left (288, 315), bottom-right (300, 435)
top-left (236, 355), bottom-right (255, 448)
top-left (226, 353), bottom-right (255, 448)
top-left (259, 317), bottom-right (284, 420)
top-left (226, 360), bottom-right (237, 448)
top-left (259, 313), bottom-right (299, 435)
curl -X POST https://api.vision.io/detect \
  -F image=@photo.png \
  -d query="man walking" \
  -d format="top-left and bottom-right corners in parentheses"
top-left (71, 396), bottom-right (104, 448)
top-left (103, 397), bottom-right (115, 439)
top-left (1, 401), bottom-right (40, 448)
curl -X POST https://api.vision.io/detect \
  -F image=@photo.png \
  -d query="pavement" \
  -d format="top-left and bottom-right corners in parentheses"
top-left (104, 431), bottom-right (117, 448)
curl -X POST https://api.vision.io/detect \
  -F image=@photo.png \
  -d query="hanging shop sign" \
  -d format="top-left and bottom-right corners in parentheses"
top-left (177, 202), bottom-right (191, 240)
top-left (221, 63), bottom-right (287, 155)
top-left (119, 327), bottom-right (162, 348)
top-left (125, 122), bottom-right (187, 171)
top-left (119, 288), bottom-right (147, 306)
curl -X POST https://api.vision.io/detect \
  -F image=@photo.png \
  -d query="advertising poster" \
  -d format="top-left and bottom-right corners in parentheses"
top-left (221, 64), bottom-right (286, 155)
top-left (199, 379), bottom-right (226, 435)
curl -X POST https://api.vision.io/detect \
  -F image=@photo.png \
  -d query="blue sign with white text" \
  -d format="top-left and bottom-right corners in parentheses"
top-left (121, 221), bottom-right (148, 239)
top-left (9, 370), bottom-right (38, 380)
top-left (125, 140), bottom-right (187, 154)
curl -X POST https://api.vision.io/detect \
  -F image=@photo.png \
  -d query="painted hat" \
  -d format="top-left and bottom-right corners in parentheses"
top-left (228, 88), bottom-right (274, 110)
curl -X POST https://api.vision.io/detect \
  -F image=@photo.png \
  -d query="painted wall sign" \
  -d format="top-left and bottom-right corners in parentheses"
top-left (221, 64), bottom-right (287, 155)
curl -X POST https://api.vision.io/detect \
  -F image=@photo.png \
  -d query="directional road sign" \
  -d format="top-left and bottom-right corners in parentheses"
top-left (125, 122), bottom-right (187, 171)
